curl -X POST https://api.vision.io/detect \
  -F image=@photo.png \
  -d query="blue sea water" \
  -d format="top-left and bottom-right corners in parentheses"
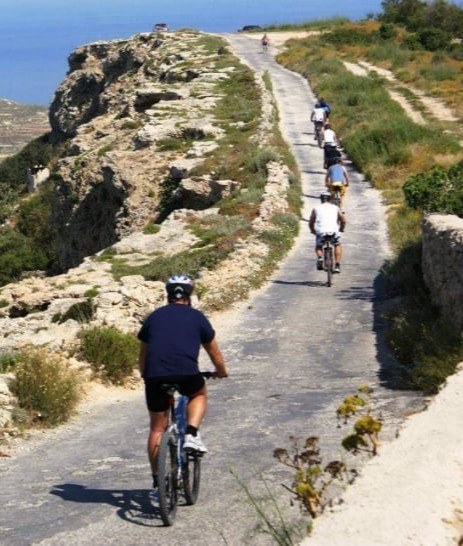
top-left (0, 0), bottom-right (384, 106)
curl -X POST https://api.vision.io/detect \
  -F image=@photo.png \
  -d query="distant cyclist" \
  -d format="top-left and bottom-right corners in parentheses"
top-left (316, 97), bottom-right (331, 119)
top-left (310, 103), bottom-right (326, 141)
top-left (261, 34), bottom-right (270, 51)
top-left (325, 157), bottom-right (349, 212)
top-left (309, 192), bottom-right (345, 274)
top-left (324, 143), bottom-right (342, 169)
top-left (138, 275), bottom-right (228, 494)
top-left (323, 123), bottom-right (337, 147)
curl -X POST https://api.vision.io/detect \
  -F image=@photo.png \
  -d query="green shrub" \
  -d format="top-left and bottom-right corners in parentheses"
top-left (0, 351), bottom-right (19, 373)
top-left (378, 23), bottom-right (396, 41)
top-left (84, 287), bottom-right (100, 299)
top-left (245, 148), bottom-right (280, 173)
top-left (416, 27), bottom-right (451, 51)
top-left (402, 34), bottom-right (422, 51)
top-left (321, 27), bottom-right (375, 47)
top-left (143, 223), bottom-right (161, 234)
top-left (0, 229), bottom-right (49, 286)
top-left (0, 134), bottom-right (53, 216)
top-left (402, 161), bottom-right (463, 216)
top-left (79, 326), bottom-right (139, 385)
top-left (9, 348), bottom-right (82, 426)
top-left (52, 299), bottom-right (96, 324)
top-left (189, 214), bottom-right (252, 246)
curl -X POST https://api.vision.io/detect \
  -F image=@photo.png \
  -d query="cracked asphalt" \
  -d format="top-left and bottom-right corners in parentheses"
top-left (0, 35), bottom-right (422, 545)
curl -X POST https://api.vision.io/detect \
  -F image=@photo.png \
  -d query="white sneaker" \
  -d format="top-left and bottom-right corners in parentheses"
top-left (149, 487), bottom-right (159, 505)
top-left (184, 433), bottom-right (208, 453)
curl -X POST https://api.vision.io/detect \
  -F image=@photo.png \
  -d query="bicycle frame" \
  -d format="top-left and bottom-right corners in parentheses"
top-left (322, 234), bottom-right (335, 287)
top-left (157, 373), bottom-right (212, 525)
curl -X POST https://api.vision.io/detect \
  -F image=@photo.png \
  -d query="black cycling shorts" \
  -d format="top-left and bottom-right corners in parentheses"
top-left (144, 374), bottom-right (205, 413)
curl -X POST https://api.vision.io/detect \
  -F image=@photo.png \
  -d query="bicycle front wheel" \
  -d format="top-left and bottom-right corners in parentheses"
top-left (157, 430), bottom-right (179, 526)
top-left (183, 451), bottom-right (201, 505)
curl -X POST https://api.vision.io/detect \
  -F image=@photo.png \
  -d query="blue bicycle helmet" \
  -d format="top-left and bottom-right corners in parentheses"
top-left (165, 274), bottom-right (194, 300)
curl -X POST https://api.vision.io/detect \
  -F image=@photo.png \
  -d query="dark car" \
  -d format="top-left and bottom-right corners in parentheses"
top-left (153, 23), bottom-right (169, 32)
top-left (238, 25), bottom-right (263, 32)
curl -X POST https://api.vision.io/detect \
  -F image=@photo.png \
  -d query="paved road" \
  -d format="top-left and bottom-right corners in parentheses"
top-left (0, 36), bottom-right (421, 545)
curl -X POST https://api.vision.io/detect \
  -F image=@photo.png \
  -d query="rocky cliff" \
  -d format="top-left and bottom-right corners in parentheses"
top-left (47, 31), bottom-right (260, 269)
top-left (422, 214), bottom-right (463, 329)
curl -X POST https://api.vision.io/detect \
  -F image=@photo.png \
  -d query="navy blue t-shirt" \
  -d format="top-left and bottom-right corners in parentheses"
top-left (137, 303), bottom-right (215, 378)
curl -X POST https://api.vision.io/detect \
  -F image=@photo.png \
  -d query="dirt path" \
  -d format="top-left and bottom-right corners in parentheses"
top-left (343, 59), bottom-right (458, 125)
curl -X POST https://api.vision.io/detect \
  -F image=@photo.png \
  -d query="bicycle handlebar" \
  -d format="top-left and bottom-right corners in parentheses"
top-left (201, 371), bottom-right (217, 379)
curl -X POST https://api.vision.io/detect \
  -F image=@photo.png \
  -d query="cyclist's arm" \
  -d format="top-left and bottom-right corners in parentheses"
top-left (203, 338), bottom-right (228, 377)
top-left (343, 167), bottom-right (350, 186)
top-left (338, 212), bottom-right (346, 230)
top-left (309, 209), bottom-right (317, 234)
top-left (138, 341), bottom-right (147, 375)
top-left (325, 171), bottom-right (331, 187)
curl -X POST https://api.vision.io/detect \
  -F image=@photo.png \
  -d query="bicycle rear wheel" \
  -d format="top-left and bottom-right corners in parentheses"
top-left (157, 430), bottom-right (179, 526)
top-left (183, 451), bottom-right (201, 505)
top-left (324, 246), bottom-right (333, 287)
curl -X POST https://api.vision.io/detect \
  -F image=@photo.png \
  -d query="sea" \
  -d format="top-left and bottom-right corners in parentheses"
top-left (0, 0), bottom-right (384, 107)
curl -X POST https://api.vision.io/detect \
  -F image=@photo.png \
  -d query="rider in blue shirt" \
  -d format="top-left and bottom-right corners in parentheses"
top-left (138, 275), bottom-right (228, 491)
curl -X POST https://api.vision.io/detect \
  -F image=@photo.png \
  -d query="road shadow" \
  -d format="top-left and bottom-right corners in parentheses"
top-left (50, 483), bottom-right (168, 528)
top-left (302, 169), bottom-right (325, 175)
top-left (273, 279), bottom-right (328, 288)
top-left (344, 270), bottom-right (416, 391)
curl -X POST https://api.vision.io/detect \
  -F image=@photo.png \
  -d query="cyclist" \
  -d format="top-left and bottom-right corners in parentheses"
top-left (316, 97), bottom-right (331, 119)
top-left (323, 143), bottom-right (342, 169)
top-left (138, 274), bottom-right (228, 493)
top-left (309, 192), bottom-right (345, 273)
top-left (261, 33), bottom-right (270, 50)
top-left (323, 123), bottom-right (337, 147)
top-left (310, 102), bottom-right (326, 142)
top-left (325, 157), bottom-right (349, 212)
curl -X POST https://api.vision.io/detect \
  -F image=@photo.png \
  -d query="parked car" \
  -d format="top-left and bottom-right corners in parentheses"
top-left (238, 25), bottom-right (262, 32)
top-left (153, 23), bottom-right (169, 32)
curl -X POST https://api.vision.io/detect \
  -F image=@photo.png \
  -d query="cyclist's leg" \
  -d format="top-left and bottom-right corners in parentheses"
top-left (177, 375), bottom-right (207, 428)
top-left (338, 184), bottom-right (347, 210)
top-left (180, 377), bottom-right (208, 452)
top-left (148, 411), bottom-right (169, 474)
top-left (186, 385), bottom-right (207, 428)
top-left (145, 378), bottom-right (169, 475)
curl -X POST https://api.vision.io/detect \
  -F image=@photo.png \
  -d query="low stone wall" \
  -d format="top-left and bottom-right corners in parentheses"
top-left (422, 214), bottom-right (463, 329)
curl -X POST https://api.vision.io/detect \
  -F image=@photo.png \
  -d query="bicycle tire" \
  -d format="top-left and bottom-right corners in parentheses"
top-left (333, 190), bottom-right (341, 208)
top-left (325, 245), bottom-right (333, 287)
top-left (157, 429), bottom-right (179, 526)
top-left (183, 451), bottom-right (201, 505)
top-left (317, 131), bottom-right (323, 148)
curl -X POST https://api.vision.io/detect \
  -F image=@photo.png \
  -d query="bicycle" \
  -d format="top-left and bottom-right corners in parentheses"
top-left (321, 233), bottom-right (336, 287)
top-left (156, 371), bottom-right (215, 526)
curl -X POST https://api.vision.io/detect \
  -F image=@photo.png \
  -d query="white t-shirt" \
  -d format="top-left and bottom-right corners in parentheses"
top-left (311, 107), bottom-right (326, 122)
top-left (313, 203), bottom-right (340, 233)
top-left (323, 128), bottom-right (337, 145)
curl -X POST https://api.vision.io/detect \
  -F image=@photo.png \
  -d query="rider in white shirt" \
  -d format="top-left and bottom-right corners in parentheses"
top-left (310, 105), bottom-right (326, 140)
top-left (309, 192), bottom-right (346, 273)
top-left (323, 123), bottom-right (337, 146)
